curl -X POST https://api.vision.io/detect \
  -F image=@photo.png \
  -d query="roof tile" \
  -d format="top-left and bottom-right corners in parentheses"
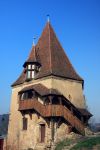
top-left (12, 22), bottom-right (83, 86)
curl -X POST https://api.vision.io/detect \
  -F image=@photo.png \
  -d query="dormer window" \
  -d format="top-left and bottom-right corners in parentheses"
top-left (26, 63), bottom-right (39, 80)
top-left (23, 46), bottom-right (41, 81)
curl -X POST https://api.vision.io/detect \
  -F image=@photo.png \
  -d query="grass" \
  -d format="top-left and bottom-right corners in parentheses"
top-left (55, 138), bottom-right (72, 150)
top-left (55, 136), bottom-right (100, 150)
top-left (70, 136), bottom-right (100, 150)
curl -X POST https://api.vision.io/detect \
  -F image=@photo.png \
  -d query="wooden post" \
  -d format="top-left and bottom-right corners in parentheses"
top-left (81, 116), bottom-right (84, 123)
top-left (71, 106), bottom-right (74, 114)
top-left (48, 96), bottom-right (52, 104)
top-left (29, 111), bottom-right (32, 120)
top-left (59, 97), bottom-right (62, 105)
top-left (68, 125), bottom-right (72, 133)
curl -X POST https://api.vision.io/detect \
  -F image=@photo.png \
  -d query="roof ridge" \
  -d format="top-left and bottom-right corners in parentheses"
top-left (48, 22), bottom-right (52, 74)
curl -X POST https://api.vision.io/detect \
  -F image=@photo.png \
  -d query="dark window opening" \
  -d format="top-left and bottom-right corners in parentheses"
top-left (45, 97), bottom-right (50, 105)
top-left (40, 124), bottom-right (45, 143)
top-left (22, 117), bottom-right (28, 130)
top-left (52, 97), bottom-right (59, 105)
top-left (21, 90), bottom-right (34, 100)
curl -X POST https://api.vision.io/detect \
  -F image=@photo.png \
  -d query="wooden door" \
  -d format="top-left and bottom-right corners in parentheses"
top-left (40, 124), bottom-right (45, 143)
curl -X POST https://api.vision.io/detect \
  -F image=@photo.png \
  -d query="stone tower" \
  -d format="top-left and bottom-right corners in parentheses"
top-left (7, 21), bottom-right (92, 150)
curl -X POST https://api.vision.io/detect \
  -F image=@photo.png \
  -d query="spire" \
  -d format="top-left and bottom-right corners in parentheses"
top-left (23, 45), bottom-right (40, 68)
top-left (35, 21), bottom-right (83, 81)
top-left (32, 36), bottom-right (37, 46)
top-left (47, 14), bottom-right (50, 22)
top-left (12, 21), bottom-right (83, 86)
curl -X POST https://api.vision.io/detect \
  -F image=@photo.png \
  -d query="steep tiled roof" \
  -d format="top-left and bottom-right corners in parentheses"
top-left (12, 22), bottom-right (83, 86)
top-left (19, 83), bottom-right (62, 96)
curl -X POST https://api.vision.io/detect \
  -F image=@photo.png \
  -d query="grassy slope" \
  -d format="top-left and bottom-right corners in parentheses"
top-left (55, 136), bottom-right (100, 150)
top-left (55, 139), bottom-right (72, 150)
top-left (70, 137), bottom-right (100, 150)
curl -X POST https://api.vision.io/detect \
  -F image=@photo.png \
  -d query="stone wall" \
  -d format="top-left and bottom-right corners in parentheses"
top-left (51, 77), bottom-right (86, 109)
top-left (7, 76), bottom-right (85, 149)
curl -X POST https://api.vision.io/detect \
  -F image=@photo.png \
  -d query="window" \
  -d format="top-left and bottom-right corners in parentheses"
top-left (40, 124), bottom-right (45, 142)
top-left (52, 96), bottom-right (59, 105)
top-left (27, 70), bottom-right (31, 79)
top-left (22, 117), bottom-right (28, 130)
top-left (21, 91), bottom-right (34, 100)
top-left (26, 64), bottom-right (39, 80)
top-left (32, 70), bottom-right (35, 78)
top-left (27, 64), bottom-right (35, 79)
top-left (32, 64), bottom-right (35, 69)
top-left (28, 64), bottom-right (31, 69)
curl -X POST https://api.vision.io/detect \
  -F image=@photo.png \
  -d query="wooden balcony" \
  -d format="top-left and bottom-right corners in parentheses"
top-left (19, 99), bottom-right (85, 135)
top-left (19, 99), bottom-right (63, 117)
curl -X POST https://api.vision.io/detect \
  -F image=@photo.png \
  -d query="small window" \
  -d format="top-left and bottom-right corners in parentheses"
top-left (26, 63), bottom-right (40, 80)
top-left (32, 64), bottom-right (35, 69)
top-left (23, 117), bottom-right (28, 130)
top-left (32, 70), bottom-right (35, 78)
top-left (28, 64), bottom-right (31, 69)
top-left (40, 124), bottom-right (45, 143)
top-left (27, 71), bottom-right (31, 79)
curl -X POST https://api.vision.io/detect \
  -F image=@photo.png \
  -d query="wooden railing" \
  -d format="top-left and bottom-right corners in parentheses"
top-left (19, 99), bottom-right (85, 135)
top-left (63, 106), bottom-right (85, 135)
top-left (19, 99), bottom-right (46, 116)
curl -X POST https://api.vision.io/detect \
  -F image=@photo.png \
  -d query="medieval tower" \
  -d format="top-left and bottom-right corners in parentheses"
top-left (7, 21), bottom-right (92, 150)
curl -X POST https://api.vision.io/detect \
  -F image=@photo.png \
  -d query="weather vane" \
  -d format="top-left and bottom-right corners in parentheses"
top-left (32, 36), bottom-right (37, 46)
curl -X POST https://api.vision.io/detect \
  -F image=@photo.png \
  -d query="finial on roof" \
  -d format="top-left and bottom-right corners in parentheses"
top-left (32, 36), bottom-right (37, 46)
top-left (47, 14), bottom-right (50, 22)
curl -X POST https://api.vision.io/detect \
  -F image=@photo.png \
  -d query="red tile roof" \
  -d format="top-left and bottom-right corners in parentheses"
top-left (12, 22), bottom-right (83, 86)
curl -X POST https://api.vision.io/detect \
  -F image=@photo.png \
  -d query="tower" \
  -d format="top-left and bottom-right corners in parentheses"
top-left (7, 21), bottom-right (92, 150)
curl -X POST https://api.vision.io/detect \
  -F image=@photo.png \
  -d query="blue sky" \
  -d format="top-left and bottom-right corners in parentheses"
top-left (0, 0), bottom-right (100, 122)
